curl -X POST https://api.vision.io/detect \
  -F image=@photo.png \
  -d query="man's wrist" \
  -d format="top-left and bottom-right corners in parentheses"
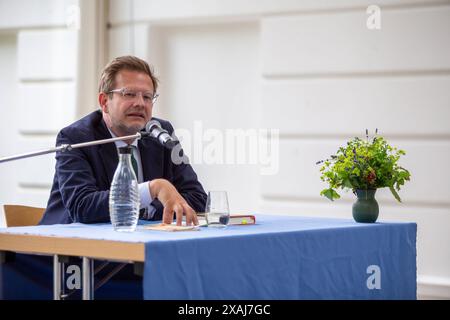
top-left (149, 179), bottom-right (164, 199)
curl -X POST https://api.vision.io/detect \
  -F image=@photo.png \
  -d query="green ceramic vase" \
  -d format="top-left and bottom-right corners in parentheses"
top-left (352, 189), bottom-right (379, 223)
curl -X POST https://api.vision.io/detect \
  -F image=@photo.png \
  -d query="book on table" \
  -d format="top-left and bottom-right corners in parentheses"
top-left (196, 213), bottom-right (256, 226)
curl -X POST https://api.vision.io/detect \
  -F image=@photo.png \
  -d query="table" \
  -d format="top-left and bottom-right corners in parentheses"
top-left (0, 215), bottom-right (417, 299)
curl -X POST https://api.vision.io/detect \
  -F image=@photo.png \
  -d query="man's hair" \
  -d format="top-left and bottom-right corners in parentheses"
top-left (98, 55), bottom-right (159, 93)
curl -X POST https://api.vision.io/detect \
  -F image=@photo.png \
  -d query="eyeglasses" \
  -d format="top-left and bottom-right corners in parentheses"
top-left (108, 87), bottom-right (159, 104)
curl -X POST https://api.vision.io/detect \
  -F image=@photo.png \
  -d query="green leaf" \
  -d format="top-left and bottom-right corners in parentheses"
top-left (320, 188), bottom-right (341, 201)
top-left (389, 185), bottom-right (402, 203)
top-left (343, 179), bottom-right (353, 189)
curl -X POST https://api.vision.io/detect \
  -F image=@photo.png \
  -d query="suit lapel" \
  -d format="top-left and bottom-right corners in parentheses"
top-left (96, 119), bottom-right (119, 185)
top-left (139, 138), bottom-right (165, 181)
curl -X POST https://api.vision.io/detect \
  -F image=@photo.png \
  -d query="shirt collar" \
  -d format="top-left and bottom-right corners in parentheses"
top-left (107, 128), bottom-right (139, 149)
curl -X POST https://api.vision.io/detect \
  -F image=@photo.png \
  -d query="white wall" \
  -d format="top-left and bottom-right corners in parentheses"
top-left (148, 23), bottom-right (261, 213)
top-left (108, 0), bottom-right (450, 299)
top-left (0, 34), bottom-right (19, 228)
top-left (0, 0), bottom-right (80, 225)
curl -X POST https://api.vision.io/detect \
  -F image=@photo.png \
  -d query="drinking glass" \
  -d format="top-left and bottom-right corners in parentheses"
top-left (205, 191), bottom-right (230, 228)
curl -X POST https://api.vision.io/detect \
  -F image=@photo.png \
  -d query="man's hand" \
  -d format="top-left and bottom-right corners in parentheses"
top-left (149, 179), bottom-right (199, 226)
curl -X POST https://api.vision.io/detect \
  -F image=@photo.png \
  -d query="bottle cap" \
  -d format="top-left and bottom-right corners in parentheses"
top-left (118, 146), bottom-right (132, 154)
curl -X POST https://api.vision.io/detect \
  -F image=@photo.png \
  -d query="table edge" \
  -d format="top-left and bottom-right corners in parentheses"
top-left (0, 233), bottom-right (145, 262)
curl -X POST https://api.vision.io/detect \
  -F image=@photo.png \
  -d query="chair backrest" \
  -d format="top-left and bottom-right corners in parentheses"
top-left (3, 205), bottom-right (45, 227)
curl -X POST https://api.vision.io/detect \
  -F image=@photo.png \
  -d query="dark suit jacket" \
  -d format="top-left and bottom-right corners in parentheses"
top-left (39, 110), bottom-right (207, 225)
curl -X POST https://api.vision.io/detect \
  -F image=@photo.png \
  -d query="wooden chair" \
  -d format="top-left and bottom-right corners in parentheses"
top-left (3, 204), bottom-right (45, 227)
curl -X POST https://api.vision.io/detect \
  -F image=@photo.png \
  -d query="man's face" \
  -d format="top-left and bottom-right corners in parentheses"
top-left (100, 69), bottom-right (155, 136)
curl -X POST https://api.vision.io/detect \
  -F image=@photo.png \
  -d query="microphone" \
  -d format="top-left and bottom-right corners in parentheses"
top-left (143, 120), bottom-right (179, 149)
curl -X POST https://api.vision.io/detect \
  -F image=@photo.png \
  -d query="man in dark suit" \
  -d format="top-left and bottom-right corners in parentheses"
top-left (40, 56), bottom-right (207, 226)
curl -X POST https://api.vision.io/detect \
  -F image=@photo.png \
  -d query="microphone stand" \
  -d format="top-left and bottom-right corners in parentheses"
top-left (0, 132), bottom-right (148, 164)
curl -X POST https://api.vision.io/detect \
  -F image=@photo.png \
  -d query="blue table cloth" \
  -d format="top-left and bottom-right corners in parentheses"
top-left (0, 215), bottom-right (417, 299)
